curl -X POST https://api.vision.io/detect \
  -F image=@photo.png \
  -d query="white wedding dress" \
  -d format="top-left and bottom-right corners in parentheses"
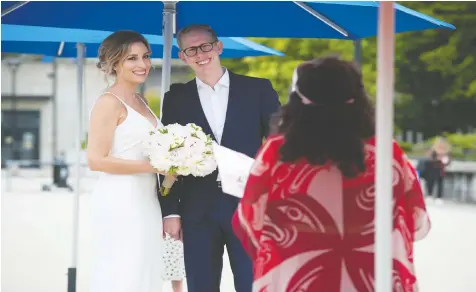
top-left (89, 92), bottom-right (164, 292)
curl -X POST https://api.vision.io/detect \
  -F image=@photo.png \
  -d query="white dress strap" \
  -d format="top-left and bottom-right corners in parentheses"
top-left (103, 91), bottom-right (129, 108)
top-left (89, 91), bottom-right (127, 120)
top-left (136, 94), bottom-right (160, 121)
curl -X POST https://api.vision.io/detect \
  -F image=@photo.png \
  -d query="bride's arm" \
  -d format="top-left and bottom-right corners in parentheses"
top-left (87, 94), bottom-right (156, 175)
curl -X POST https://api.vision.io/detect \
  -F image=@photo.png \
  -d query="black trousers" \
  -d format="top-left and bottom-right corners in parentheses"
top-left (426, 176), bottom-right (444, 199)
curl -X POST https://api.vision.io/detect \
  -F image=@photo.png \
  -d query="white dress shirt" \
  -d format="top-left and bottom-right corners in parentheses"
top-left (196, 69), bottom-right (230, 144)
top-left (196, 69), bottom-right (230, 183)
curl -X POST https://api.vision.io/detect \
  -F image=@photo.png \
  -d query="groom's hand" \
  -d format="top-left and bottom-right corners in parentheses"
top-left (163, 217), bottom-right (181, 241)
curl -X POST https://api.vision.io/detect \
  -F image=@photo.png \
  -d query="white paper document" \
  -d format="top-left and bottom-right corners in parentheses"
top-left (212, 143), bottom-right (255, 198)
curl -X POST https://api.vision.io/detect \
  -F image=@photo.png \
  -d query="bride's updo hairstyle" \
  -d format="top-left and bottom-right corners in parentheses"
top-left (275, 55), bottom-right (375, 178)
top-left (96, 30), bottom-right (151, 77)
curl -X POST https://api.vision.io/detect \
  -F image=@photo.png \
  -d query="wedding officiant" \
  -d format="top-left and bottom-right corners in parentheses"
top-left (232, 56), bottom-right (431, 291)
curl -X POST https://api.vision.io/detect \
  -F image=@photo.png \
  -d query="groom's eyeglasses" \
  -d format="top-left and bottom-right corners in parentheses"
top-left (182, 41), bottom-right (218, 57)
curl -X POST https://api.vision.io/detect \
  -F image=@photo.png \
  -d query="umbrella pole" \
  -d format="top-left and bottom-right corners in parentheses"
top-left (67, 42), bottom-right (85, 292)
top-left (294, 1), bottom-right (350, 38)
top-left (353, 40), bottom-right (362, 67)
top-left (375, 2), bottom-right (395, 292)
top-left (52, 58), bottom-right (58, 160)
top-left (160, 1), bottom-right (177, 118)
top-left (1, 1), bottom-right (29, 17)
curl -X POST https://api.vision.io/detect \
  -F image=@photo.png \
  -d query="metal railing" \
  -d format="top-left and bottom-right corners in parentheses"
top-left (2, 159), bottom-right (475, 203)
top-left (2, 159), bottom-right (96, 194)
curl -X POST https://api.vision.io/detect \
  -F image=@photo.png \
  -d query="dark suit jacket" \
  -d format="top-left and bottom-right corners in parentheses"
top-left (158, 71), bottom-right (280, 222)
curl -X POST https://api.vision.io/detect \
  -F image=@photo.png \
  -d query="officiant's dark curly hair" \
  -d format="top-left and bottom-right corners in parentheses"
top-left (273, 55), bottom-right (375, 178)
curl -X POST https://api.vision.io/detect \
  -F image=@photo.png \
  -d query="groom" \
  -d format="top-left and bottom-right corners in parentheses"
top-left (159, 24), bottom-right (280, 292)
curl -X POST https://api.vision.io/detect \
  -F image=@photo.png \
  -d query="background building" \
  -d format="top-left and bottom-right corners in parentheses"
top-left (1, 57), bottom-right (190, 167)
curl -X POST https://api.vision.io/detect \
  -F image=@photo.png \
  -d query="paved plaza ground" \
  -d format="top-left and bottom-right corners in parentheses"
top-left (2, 176), bottom-right (476, 292)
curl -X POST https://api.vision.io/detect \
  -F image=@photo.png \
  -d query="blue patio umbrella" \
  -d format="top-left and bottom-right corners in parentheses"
top-left (1, 24), bottom-right (284, 58)
top-left (1, 1), bottom-right (455, 94)
top-left (1, 1), bottom-right (455, 38)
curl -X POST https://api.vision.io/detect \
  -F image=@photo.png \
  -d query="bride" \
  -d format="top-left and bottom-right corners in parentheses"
top-left (87, 31), bottom-right (165, 292)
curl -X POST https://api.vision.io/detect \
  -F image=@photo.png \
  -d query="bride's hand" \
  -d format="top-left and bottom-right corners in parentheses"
top-left (158, 171), bottom-right (172, 177)
top-left (144, 162), bottom-right (177, 179)
top-left (151, 167), bottom-right (177, 180)
top-left (143, 162), bottom-right (166, 176)
top-left (154, 169), bottom-right (174, 178)
top-left (163, 174), bottom-right (177, 181)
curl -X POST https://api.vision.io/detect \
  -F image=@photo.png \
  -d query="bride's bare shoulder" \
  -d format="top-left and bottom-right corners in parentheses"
top-left (91, 93), bottom-right (124, 115)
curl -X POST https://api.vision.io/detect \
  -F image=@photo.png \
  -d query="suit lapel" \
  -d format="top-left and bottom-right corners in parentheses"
top-left (185, 80), bottom-right (216, 141)
top-left (221, 72), bottom-right (241, 145)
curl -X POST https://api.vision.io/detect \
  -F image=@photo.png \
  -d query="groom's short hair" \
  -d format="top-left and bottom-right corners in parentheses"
top-left (177, 24), bottom-right (218, 49)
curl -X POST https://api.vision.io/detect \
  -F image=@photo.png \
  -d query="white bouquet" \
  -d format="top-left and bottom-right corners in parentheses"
top-left (142, 123), bottom-right (217, 196)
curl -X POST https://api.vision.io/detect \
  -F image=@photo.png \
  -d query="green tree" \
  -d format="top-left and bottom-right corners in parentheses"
top-left (394, 2), bottom-right (476, 136)
top-left (145, 89), bottom-right (162, 118)
top-left (222, 38), bottom-right (378, 105)
top-left (223, 2), bottom-right (476, 137)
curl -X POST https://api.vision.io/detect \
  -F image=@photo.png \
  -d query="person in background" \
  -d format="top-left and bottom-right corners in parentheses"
top-left (425, 137), bottom-right (452, 204)
top-left (232, 56), bottom-right (431, 292)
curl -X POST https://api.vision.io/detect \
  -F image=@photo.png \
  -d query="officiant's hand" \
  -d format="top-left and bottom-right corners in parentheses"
top-left (163, 217), bottom-right (182, 241)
